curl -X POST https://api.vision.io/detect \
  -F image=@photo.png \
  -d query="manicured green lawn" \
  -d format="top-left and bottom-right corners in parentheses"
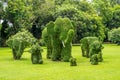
top-left (0, 44), bottom-right (120, 80)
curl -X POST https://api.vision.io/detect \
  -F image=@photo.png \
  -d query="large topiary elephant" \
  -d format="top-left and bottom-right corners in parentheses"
top-left (80, 37), bottom-right (104, 62)
top-left (42, 17), bottom-right (75, 62)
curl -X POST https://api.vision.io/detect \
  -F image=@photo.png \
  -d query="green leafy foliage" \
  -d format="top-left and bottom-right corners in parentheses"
top-left (30, 0), bottom-right (55, 39)
top-left (0, 20), bottom-right (9, 47)
top-left (93, 0), bottom-right (120, 29)
top-left (29, 43), bottom-right (43, 64)
top-left (0, 0), bottom-right (119, 46)
top-left (42, 17), bottom-right (75, 62)
top-left (70, 58), bottom-right (77, 66)
top-left (61, 29), bottom-right (74, 62)
top-left (0, 1), bottom-right (3, 19)
top-left (42, 21), bottom-right (54, 59)
top-left (97, 52), bottom-right (103, 62)
top-left (80, 37), bottom-right (103, 62)
top-left (74, 12), bottom-right (105, 42)
top-left (6, 30), bottom-right (36, 60)
top-left (80, 37), bottom-right (99, 57)
top-left (5, 0), bottom-right (34, 33)
top-left (90, 54), bottom-right (98, 65)
top-left (109, 5), bottom-right (120, 29)
top-left (108, 27), bottom-right (120, 45)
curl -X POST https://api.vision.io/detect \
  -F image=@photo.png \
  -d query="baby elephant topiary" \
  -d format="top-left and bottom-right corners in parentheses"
top-left (29, 43), bottom-right (43, 64)
top-left (70, 58), bottom-right (77, 66)
top-left (80, 37), bottom-right (103, 62)
top-left (90, 54), bottom-right (98, 65)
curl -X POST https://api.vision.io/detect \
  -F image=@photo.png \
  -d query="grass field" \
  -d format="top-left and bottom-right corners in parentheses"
top-left (0, 44), bottom-right (120, 80)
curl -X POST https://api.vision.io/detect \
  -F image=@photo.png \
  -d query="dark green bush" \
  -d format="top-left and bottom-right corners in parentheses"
top-left (29, 43), bottom-right (43, 64)
top-left (97, 52), bottom-right (103, 62)
top-left (70, 58), bottom-right (77, 66)
top-left (108, 27), bottom-right (120, 45)
top-left (90, 54), bottom-right (98, 65)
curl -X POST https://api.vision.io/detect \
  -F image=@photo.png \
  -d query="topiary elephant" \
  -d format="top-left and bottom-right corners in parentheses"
top-left (42, 17), bottom-right (75, 62)
top-left (29, 43), bottom-right (43, 64)
top-left (80, 37), bottom-right (103, 62)
top-left (6, 30), bottom-right (36, 60)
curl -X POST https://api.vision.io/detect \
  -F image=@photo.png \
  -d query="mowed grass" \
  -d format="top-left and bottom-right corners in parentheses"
top-left (0, 44), bottom-right (120, 80)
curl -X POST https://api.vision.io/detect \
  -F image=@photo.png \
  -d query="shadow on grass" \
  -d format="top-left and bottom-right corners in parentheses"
top-left (1, 57), bottom-right (29, 61)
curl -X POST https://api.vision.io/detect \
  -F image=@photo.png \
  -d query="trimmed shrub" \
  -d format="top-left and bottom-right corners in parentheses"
top-left (29, 43), bottom-right (43, 64)
top-left (70, 58), bottom-right (77, 66)
top-left (97, 52), bottom-right (103, 62)
top-left (80, 37), bottom-right (99, 57)
top-left (80, 37), bottom-right (104, 62)
top-left (42, 17), bottom-right (75, 62)
top-left (90, 54), bottom-right (98, 65)
top-left (6, 30), bottom-right (36, 60)
top-left (61, 29), bottom-right (74, 62)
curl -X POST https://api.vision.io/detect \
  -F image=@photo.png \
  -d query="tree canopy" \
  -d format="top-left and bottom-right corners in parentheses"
top-left (0, 0), bottom-right (120, 46)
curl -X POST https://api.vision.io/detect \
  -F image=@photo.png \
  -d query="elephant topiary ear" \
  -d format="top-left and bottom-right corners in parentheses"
top-left (46, 21), bottom-right (54, 35)
top-left (60, 17), bottom-right (74, 41)
top-left (42, 27), bottom-right (48, 43)
top-left (65, 29), bottom-right (75, 43)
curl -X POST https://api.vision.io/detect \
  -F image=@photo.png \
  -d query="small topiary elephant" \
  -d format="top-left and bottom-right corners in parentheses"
top-left (29, 43), bottom-right (43, 64)
top-left (70, 58), bottom-right (77, 66)
top-left (80, 37), bottom-right (103, 62)
top-left (90, 54), bottom-right (98, 65)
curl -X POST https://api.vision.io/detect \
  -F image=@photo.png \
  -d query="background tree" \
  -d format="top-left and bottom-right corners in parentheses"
top-left (5, 0), bottom-right (34, 34)
top-left (74, 12), bottom-right (105, 42)
top-left (0, 1), bottom-right (3, 46)
top-left (108, 27), bottom-right (120, 45)
top-left (30, 0), bottom-right (55, 39)
top-left (0, 20), bottom-right (9, 46)
top-left (0, 0), bottom-right (119, 47)
top-left (108, 5), bottom-right (120, 29)
top-left (92, 0), bottom-right (120, 41)
top-left (54, 0), bottom-right (105, 43)
top-left (0, 1), bottom-right (3, 19)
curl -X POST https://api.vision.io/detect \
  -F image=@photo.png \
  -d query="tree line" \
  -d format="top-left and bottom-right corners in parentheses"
top-left (0, 0), bottom-right (120, 47)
